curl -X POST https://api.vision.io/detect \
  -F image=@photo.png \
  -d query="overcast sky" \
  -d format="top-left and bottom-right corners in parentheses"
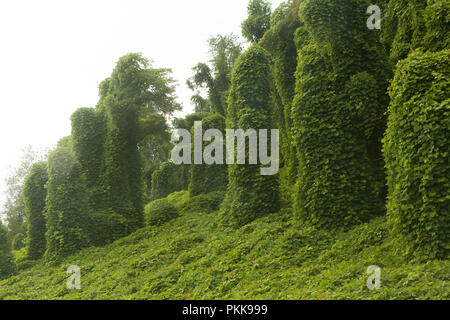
top-left (0, 0), bottom-right (284, 209)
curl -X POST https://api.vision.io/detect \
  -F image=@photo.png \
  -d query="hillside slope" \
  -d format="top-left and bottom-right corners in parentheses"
top-left (0, 192), bottom-right (448, 300)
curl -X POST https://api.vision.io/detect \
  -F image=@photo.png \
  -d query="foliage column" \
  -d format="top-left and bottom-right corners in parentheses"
top-left (292, 0), bottom-right (390, 229)
top-left (23, 162), bottom-right (48, 260)
top-left (189, 113), bottom-right (228, 197)
top-left (384, 50), bottom-right (449, 259)
top-left (45, 137), bottom-right (90, 262)
top-left (0, 223), bottom-right (15, 280)
top-left (222, 45), bottom-right (280, 227)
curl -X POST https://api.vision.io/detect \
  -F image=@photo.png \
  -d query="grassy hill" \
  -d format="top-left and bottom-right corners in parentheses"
top-left (0, 191), bottom-right (448, 300)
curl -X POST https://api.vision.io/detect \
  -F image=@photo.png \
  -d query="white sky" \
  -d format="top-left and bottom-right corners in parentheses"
top-left (0, 0), bottom-right (284, 209)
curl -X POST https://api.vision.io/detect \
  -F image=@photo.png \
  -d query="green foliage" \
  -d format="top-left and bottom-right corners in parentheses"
top-left (187, 35), bottom-right (242, 115)
top-left (12, 233), bottom-right (26, 250)
top-left (270, 0), bottom-right (296, 26)
top-left (150, 162), bottom-right (184, 201)
top-left (99, 53), bottom-right (179, 233)
top-left (189, 114), bottom-right (228, 197)
top-left (261, 0), bottom-right (301, 199)
top-left (45, 137), bottom-right (90, 262)
top-left (166, 191), bottom-right (190, 210)
top-left (173, 112), bottom-right (211, 131)
top-left (1, 207), bottom-right (448, 300)
top-left (384, 50), bottom-right (450, 259)
top-left (0, 223), bottom-right (15, 280)
top-left (13, 248), bottom-right (36, 272)
top-left (382, 0), bottom-right (449, 64)
top-left (172, 112), bottom-right (212, 192)
top-left (183, 191), bottom-right (226, 214)
top-left (223, 45), bottom-right (280, 227)
top-left (139, 118), bottom-right (173, 201)
top-left (423, 0), bottom-right (450, 53)
top-left (89, 210), bottom-right (129, 246)
top-left (145, 199), bottom-right (179, 226)
top-left (23, 162), bottom-right (48, 260)
top-left (71, 108), bottom-right (107, 211)
top-left (242, 0), bottom-right (272, 43)
top-left (1, 146), bottom-right (48, 239)
top-left (292, 0), bottom-right (390, 229)
top-left (1, 1), bottom-right (449, 301)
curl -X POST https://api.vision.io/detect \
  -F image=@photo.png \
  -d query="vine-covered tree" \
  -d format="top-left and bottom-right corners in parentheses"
top-left (45, 137), bottom-right (90, 262)
top-left (1, 146), bottom-right (47, 238)
top-left (12, 233), bottom-right (26, 250)
top-left (292, 0), bottom-right (390, 229)
top-left (0, 222), bottom-right (15, 279)
top-left (71, 108), bottom-right (107, 212)
top-left (187, 34), bottom-right (242, 115)
top-left (384, 50), bottom-right (449, 259)
top-left (172, 112), bottom-right (212, 191)
top-left (242, 0), bottom-right (272, 43)
top-left (222, 45), bottom-right (280, 227)
top-left (189, 114), bottom-right (228, 197)
top-left (100, 54), bottom-right (180, 233)
top-left (261, 0), bottom-right (301, 198)
top-left (70, 54), bottom-right (181, 237)
top-left (150, 162), bottom-right (184, 201)
top-left (23, 162), bottom-right (48, 260)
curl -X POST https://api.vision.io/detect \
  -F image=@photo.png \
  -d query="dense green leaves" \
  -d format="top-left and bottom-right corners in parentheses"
top-left (187, 35), bottom-right (242, 115)
top-left (12, 233), bottom-right (26, 250)
top-left (0, 224), bottom-right (15, 280)
top-left (189, 114), bottom-right (228, 197)
top-left (242, 0), bottom-right (272, 43)
top-left (145, 198), bottom-right (179, 226)
top-left (71, 108), bottom-right (107, 211)
top-left (1, 0), bottom-right (449, 294)
top-left (222, 45), bottom-right (280, 227)
top-left (23, 162), bottom-right (48, 260)
top-left (1, 146), bottom-right (47, 239)
top-left (151, 162), bottom-right (185, 201)
top-left (44, 137), bottom-right (90, 262)
top-left (261, 0), bottom-right (301, 199)
top-left (292, 0), bottom-right (390, 229)
top-left (384, 50), bottom-right (450, 259)
top-left (382, 0), bottom-right (449, 64)
top-left (95, 53), bottom-right (180, 234)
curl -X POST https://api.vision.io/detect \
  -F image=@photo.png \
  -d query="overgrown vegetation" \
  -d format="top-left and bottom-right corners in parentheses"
top-left (384, 50), bottom-right (450, 260)
top-left (0, 223), bottom-right (15, 280)
top-left (0, 200), bottom-right (448, 299)
top-left (0, 0), bottom-right (448, 300)
top-left (23, 162), bottom-right (48, 260)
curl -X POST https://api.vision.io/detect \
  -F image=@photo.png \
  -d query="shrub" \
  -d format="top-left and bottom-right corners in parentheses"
top-left (145, 199), bottom-right (179, 226)
top-left (183, 191), bottom-right (226, 214)
top-left (12, 233), bottom-right (26, 251)
top-left (0, 224), bottom-right (15, 280)
top-left (23, 161), bottom-right (48, 260)
top-left (384, 50), bottom-right (450, 259)
top-left (14, 248), bottom-right (36, 272)
top-left (166, 191), bottom-right (190, 210)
